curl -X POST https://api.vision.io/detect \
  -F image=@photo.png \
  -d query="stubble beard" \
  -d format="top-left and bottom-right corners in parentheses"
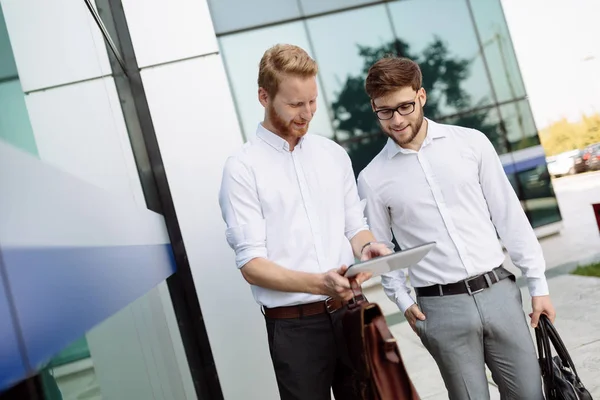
top-left (267, 104), bottom-right (309, 140)
top-left (385, 107), bottom-right (424, 147)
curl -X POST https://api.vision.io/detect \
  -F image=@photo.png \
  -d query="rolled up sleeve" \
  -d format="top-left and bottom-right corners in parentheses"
top-left (218, 157), bottom-right (267, 268)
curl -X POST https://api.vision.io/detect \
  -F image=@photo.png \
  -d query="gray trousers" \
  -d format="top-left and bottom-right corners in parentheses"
top-left (415, 277), bottom-right (544, 399)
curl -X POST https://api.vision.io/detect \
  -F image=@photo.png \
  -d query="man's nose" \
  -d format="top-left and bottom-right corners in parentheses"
top-left (300, 105), bottom-right (313, 121)
top-left (391, 110), bottom-right (404, 125)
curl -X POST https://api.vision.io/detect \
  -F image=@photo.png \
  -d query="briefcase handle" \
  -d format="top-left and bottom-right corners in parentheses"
top-left (535, 314), bottom-right (582, 381)
top-left (535, 316), bottom-right (554, 389)
top-left (348, 278), bottom-right (368, 308)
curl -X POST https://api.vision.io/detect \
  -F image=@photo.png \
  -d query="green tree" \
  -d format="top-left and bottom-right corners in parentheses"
top-left (331, 37), bottom-right (503, 175)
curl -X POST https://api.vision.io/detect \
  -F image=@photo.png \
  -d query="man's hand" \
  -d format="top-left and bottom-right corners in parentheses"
top-left (404, 303), bottom-right (426, 334)
top-left (320, 265), bottom-right (371, 301)
top-left (321, 265), bottom-right (353, 301)
top-left (361, 242), bottom-right (393, 261)
top-left (530, 295), bottom-right (556, 328)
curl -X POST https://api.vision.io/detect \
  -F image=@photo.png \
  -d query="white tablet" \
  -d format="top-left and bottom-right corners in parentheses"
top-left (345, 242), bottom-right (436, 278)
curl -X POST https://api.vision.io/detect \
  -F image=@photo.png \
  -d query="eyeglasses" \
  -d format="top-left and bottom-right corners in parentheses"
top-left (374, 94), bottom-right (419, 120)
top-left (374, 102), bottom-right (416, 120)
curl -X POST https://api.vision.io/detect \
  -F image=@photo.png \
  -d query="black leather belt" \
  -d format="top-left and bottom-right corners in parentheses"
top-left (415, 266), bottom-right (514, 297)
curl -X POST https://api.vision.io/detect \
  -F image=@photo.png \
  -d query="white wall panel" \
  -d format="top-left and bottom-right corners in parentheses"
top-left (0, 0), bottom-right (111, 92)
top-left (140, 54), bottom-right (279, 400)
top-left (121, 0), bottom-right (218, 69)
top-left (24, 77), bottom-right (146, 208)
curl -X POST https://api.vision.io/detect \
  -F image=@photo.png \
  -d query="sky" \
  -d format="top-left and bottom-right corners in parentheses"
top-left (501, 0), bottom-right (600, 128)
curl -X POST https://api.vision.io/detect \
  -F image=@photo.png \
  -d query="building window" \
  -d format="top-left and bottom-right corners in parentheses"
top-left (214, 0), bottom-right (562, 229)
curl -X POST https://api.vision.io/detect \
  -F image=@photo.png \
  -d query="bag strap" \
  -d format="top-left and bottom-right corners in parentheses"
top-left (349, 278), bottom-right (368, 306)
top-left (540, 315), bottom-right (582, 380)
top-left (348, 278), bottom-right (400, 364)
top-left (373, 316), bottom-right (400, 363)
top-left (535, 316), bottom-right (555, 389)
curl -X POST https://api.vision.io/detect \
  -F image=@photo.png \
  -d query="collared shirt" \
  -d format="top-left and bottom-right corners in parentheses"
top-left (357, 119), bottom-right (549, 313)
top-left (219, 123), bottom-right (369, 308)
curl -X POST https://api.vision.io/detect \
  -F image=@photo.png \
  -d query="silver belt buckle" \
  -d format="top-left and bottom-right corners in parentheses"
top-left (465, 275), bottom-right (484, 296)
top-left (325, 297), bottom-right (337, 314)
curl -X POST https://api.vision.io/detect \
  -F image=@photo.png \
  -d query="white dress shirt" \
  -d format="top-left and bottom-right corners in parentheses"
top-left (357, 119), bottom-right (549, 313)
top-left (219, 124), bottom-right (369, 308)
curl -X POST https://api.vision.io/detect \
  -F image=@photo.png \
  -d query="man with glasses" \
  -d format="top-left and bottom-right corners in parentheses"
top-left (356, 56), bottom-right (555, 399)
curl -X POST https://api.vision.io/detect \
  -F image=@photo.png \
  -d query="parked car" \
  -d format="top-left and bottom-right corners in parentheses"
top-left (546, 149), bottom-right (580, 177)
top-left (584, 143), bottom-right (600, 171)
top-left (572, 149), bottom-right (589, 174)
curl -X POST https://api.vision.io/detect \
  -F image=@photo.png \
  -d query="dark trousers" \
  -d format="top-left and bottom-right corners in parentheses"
top-left (265, 306), bottom-right (360, 400)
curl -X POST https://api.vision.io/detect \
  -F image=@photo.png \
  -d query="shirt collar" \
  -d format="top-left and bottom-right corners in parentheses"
top-left (385, 118), bottom-right (446, 159)
top-left (256, 123), bottom-right (305, 152)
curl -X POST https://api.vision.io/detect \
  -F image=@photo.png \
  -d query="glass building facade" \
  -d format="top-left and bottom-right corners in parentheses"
top-left (1, 0), bottom-right (561, 399)
top-left (214, 0), bottom-right (562, 229)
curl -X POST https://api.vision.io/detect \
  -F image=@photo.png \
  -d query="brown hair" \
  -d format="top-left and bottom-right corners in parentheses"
top-left (365, 56), bottom-right (422, 100)
top-left (258, 44), bottom-right (318, 97)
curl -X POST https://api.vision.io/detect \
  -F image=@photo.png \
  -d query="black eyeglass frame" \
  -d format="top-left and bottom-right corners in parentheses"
top-left (373, 92), bottom-right (420, 120)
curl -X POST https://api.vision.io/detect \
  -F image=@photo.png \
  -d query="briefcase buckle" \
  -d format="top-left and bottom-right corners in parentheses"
top-left (348, 294), bottom-right (365, 305)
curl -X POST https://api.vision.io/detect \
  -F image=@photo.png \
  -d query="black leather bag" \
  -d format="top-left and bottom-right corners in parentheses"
top-left (535, 314), bottom-right (593, 400)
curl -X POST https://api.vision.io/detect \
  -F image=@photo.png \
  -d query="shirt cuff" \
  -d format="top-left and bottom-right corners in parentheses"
top-left (527, 276), bottom-right (549, 297)
top-left (237, 249), bottom-right (268, 269)
top-left (225, 220), bottom-right (268, 269)
top-left (395, 291), bottom-right (417, 315)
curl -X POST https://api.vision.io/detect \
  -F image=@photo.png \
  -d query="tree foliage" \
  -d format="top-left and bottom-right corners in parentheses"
top-left (330, 37), bottom-right (504, 175)
top-left (539, 113), bottom-right (600, 156)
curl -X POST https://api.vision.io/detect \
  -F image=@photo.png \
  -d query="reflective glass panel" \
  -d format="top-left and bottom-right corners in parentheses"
top-left (516, 165), bottom-right (562, 228)
top-left (306, 4), bottom-right (394, 168)
top-left (388, 0), bottom-right (495, 116)
top-left (468, 0), bottom-right (527, 102)
top-left (499, 99), bottom-right (540, 151)
top-left (300, 0), bottom-right (380, 16)
top-left (439, 106), bottom-right (507, 155)
top-left (0, 5), bottom-right (37, 155)
top-left (208, 0), bottom-right (300, 34)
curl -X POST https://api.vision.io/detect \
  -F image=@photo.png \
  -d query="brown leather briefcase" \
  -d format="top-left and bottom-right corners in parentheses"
top-left (343, 280), bottom-right (420, 400)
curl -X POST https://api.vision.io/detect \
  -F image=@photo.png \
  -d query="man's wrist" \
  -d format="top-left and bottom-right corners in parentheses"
top-left (307, 272), bottom-right (327, 296)
top-left (527, 276), bottom-right (549, 297)
top-left (360, 241), bottom-right (374, 255)
top-left (397, 294), bottom-right (416, 314)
